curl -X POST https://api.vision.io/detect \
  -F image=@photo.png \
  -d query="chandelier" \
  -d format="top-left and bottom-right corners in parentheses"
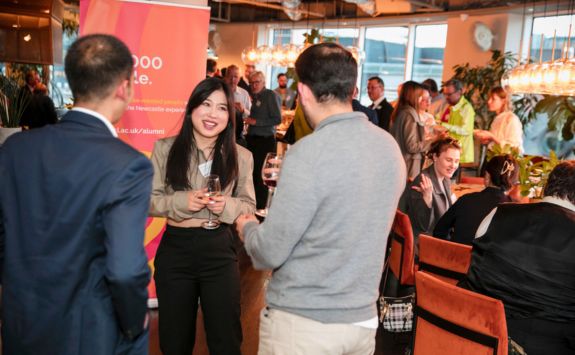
top-left (503, 2), bottom-right (575, 96)
top-left (241, 42), bottom-right (365, 67)
top-left (242, 43), bottom-right (304, 67)
top-left (503, 35), bottom-right (575, 96)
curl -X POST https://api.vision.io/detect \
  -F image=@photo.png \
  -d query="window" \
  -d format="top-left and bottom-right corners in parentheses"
top-left (266, 23), bottom-right (447, 104)
top-left (361, 26), bottom-right (408, 104)
top-left (530, 15), bottom-right (575, 63)
top-left (269, 28), bottom-right (359, 89)
top-left (412, 24), bottom-right (447, 84)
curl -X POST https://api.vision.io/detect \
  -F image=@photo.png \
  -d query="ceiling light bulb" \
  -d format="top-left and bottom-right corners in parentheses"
top-left (23, 34), bottom-right (32, 42)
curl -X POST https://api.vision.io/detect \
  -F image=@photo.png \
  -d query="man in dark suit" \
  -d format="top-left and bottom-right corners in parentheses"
top-left (367, 76), bottom-right (394, 131)
top-left (0, 34), bottom-right (153, 355)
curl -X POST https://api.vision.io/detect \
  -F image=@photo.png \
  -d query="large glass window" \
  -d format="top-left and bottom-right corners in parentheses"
top-left (530, 15), bottom-right (575, 63)
top-left (361, 27), bottom-right (408, 104)
top-left (412, 24), bottom-right (447, 84)
top-left (269, 28), bottom-right (359, 89)
top-left (266, 24), bottom-right (447, 104)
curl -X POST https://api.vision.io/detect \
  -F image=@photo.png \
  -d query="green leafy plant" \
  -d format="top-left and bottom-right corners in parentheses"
top-left (451, 50), bottom-right (516, 130)
top-left (62, 18), bottom-right (79, 37)
top-left (486, 143), bottom-right (561, 198)
top-left (531, 96), bottom-right (575, 141)
top-left (516, 151), bottom-right (561, 198)
top-left (0, 76), bottom-right (30, 128)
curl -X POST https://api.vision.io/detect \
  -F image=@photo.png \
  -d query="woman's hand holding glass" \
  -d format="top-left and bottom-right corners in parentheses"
top-left (202, 174), bottom-right (222, 230)
top-left (187, 189), bottom-right (209, 212)
top-left (206, 193), bottom-right (226, 215)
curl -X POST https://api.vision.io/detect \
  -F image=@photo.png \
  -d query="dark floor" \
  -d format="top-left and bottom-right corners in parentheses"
top-left (148, 243), bottom-right (413, 355)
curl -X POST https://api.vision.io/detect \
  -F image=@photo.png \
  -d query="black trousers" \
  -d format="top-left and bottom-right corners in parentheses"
top-left (507, 317), bottom-right (575, 355)
top-left (154, 225), bottom-right (242, 355)
top-left (246, 135), bottom-right (277, 210)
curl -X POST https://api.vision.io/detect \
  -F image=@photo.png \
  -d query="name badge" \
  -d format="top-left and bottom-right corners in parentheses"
top-left (198, 160), bottom-right (213, 177)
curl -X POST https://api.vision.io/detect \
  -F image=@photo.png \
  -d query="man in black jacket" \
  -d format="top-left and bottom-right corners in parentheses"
top-left (367, 76), bottom-right (394, 131)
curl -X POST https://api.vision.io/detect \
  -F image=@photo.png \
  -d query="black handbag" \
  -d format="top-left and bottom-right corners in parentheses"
top-left (378, 259), bottom-right (415, 333)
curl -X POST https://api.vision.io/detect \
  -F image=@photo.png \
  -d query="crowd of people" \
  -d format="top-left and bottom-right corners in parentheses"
top-left (0, 33), bottom-right (573, 355)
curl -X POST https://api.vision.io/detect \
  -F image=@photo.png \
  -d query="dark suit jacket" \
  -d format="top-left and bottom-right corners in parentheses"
top-left (20, 93), bottom-right (58, 129)
top-left (0, 110), bottom-right (152, 355)
top-left (374, 98), bottom-right (394, 132)
top-left (352, 99), bottom-right (378, 125)
top-left (238, 77), bottom-right (252, 96)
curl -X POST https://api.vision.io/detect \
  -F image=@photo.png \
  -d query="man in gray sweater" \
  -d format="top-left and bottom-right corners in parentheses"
top-left (236, 43), bottom-right (406, 355)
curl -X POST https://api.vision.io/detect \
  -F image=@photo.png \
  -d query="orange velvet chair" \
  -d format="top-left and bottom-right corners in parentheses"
top-left (388, 210), bottom-right (416, 286)
top-left (413, 272), bottom-right (509, 355)
top-left (418, 234), bottom-right (472, 285)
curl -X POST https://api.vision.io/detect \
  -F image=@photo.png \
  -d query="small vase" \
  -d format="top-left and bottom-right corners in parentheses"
top-left (0, 127), bottom-right (22, 145)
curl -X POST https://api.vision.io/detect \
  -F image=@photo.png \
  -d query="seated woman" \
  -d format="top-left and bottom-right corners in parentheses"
top-left (401, 136), bottom-right (461, 253)
top-left (460, 161), bottom-right (575, 355)
top-left (433, 155), bottom-right (518, 245)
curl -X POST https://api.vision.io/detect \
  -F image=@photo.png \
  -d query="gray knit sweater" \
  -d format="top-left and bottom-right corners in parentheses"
top-left (244, 111), bottom-right (406, 324)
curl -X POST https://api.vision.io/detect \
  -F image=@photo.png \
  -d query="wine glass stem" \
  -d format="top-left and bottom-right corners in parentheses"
top-left (208, 210), bottom-right (213, 224)
top-left (265, 187), bottom-right (275, 212)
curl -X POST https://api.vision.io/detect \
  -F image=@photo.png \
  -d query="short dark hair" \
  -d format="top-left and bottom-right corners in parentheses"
top-left (277, 73), bottom-right (287, 80)
top-left (368, 76), bottom-right (384, 87)
top-left (485, 154), bottom-right (519, 191)
top-left (295, 43), bottom-right (357, 103)
top-left (426, 136), bottom-right (461, 159)
top-left (444, 78), bottom-right (463, 92)
top-left (422, 78), bottom-right (438, 93)
top-left (25, 70), bottom-right (37, 82)
top-left (65, 34), bottom-right (133, 102)
top-left (206, 59), bottom-right (217, 74)
top-left (543, 161), bottom-right (575, 204)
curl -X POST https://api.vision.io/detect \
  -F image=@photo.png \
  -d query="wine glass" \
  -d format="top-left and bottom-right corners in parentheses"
top-left (202, 174), bottom-right (221, 230)
top-left (255, 153), bottom-right (283, 218)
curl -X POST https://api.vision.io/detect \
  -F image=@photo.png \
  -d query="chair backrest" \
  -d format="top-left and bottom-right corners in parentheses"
top-left (414, 272), bottom-right (508, 355)
top-left (388, 210), bottom-right (415, 286)
top-left (418, 234), bottom-right (472, 285)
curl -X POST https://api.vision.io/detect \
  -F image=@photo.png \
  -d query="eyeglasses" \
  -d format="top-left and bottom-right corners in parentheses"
top-left (444, 90), bottom-right (460, 97)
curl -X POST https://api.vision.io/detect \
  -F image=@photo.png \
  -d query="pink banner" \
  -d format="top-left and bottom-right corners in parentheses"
top-left (80, 0), bottom-right (210, 302)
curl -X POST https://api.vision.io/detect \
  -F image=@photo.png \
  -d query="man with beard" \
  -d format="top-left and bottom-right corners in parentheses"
top-left (273, 73), bottom-right (296, 110)
top-left (236, 43), bottom-right (406, 354)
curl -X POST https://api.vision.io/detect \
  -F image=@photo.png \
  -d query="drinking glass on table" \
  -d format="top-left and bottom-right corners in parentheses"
top-left (202, 174), bottom-right (221, 230)
top-left (255, 153), bottom-right (283, 218)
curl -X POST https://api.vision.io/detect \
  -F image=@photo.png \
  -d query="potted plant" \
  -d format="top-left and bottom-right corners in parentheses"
top-left (0, 75), bottom-right (29, 144)
top-left (486, 143), bottom-right (561, 199)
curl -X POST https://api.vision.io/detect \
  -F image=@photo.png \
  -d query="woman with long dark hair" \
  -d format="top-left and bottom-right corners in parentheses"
top-left (149, 78), bottom-right (256, 355)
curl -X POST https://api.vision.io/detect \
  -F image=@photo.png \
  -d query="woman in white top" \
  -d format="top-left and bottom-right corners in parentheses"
top-left (475, 86), bottom-right (524, 153)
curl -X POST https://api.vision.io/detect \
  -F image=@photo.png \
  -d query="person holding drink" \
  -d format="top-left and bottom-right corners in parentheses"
top-left (257, 152), bottom-right (283, 217)
top-left (149, 77), bottom-right (256, 355)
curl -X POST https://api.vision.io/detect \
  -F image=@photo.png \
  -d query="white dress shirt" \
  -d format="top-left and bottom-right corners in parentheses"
top-left (72, 107), bottom-right (118, 137)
